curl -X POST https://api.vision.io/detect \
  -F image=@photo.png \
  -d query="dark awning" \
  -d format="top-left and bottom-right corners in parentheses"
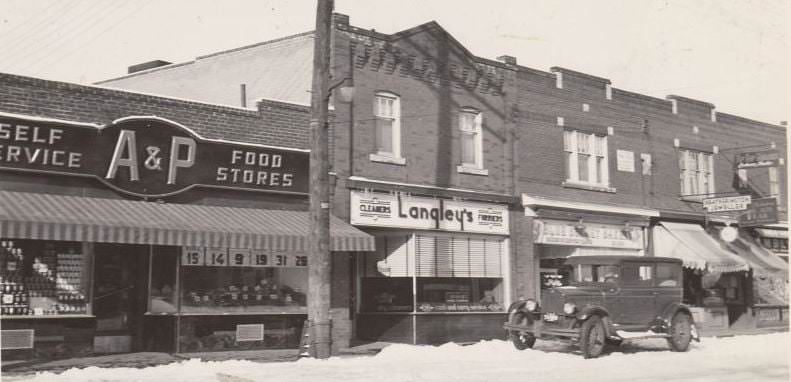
top-left (654, 222), bottom-right (749, 273)
top-left (0, 191), bottom-right (374, 252)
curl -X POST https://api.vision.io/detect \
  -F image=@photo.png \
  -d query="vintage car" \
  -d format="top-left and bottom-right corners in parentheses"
top-left (504, 255), bottom-right (699, 358)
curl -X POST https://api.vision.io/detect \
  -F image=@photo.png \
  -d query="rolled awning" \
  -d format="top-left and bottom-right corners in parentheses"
top-left (654, 222), bottom-right (749, 273)
top-left (0, 190), bottom-right (374, 252)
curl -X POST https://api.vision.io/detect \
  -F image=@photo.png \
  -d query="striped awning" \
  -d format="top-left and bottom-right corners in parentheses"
top-left (716, 229), bottom-right (788, 277)
top-left (654, 222), bottom-right (750, 273)
top-left (0, 191), bottom-right (374, 252)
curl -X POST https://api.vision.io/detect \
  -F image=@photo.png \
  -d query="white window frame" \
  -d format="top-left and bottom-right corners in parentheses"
top-left (370, 92), bottom-right (404, 165)
top-left (679, 149), bottom-right (715, 198)
top-left (457, 108), bottom-right (485, 175)
top-left (563, 130), bottom-right (610, 188)
top-left (769, 166), bottom-right (781, 200)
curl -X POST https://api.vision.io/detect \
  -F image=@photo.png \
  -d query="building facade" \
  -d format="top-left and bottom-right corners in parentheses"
top-left (0, 73), bottom-right (374, 360)
top-left (95, 12), bottom-right (789, 343)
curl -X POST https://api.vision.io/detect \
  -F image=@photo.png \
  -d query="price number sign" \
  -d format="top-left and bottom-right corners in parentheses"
top-left (206, 248), bottom-right (229, 266)
top-left (182, 247), bottom-right (308, 268)
top-left (229, 249), bottom-right (251, 266)
top-left (181, 247), bottom-right (205, 266)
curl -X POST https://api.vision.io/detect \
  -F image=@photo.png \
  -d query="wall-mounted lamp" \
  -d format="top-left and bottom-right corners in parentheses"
top-left (328, 77), bottom-right (355, 103)
top-left (622, 222), bottom-right (634, 239)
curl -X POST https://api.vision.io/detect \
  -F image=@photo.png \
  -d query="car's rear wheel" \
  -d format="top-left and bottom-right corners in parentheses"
top-left (667, 312), bottom-right (693, 352)
top-left (580, 315), bottom-right (607, 359)
top-left (508, 312), bottom-right (536, 350)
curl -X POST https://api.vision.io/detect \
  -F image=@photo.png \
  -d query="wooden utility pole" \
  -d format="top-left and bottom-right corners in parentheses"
top-left (307, 0), bottom-right (334, 359)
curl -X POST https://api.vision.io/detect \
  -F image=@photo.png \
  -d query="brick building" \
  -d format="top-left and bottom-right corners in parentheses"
top-left (0, 72), bottom-right (374, 360)
top-left (97, 13), bottom-right (789, 340)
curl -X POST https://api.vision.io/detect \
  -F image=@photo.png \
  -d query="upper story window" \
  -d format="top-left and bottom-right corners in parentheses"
top-left (563, 130), bottom-right (609, 187)
top-left (679, 149), bottom-right (714, 198)
top-left (459, 108), bottom-right (483, 169)
top-left (371, 92), bottom-right (403, 164)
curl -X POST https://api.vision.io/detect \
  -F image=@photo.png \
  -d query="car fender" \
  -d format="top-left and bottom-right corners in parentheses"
top-left (576, 305), bottom-right (616, 337)
top-left (660, 303), bottom-right (699, 341)
top-left (506, 301), bottom-right (530, 323)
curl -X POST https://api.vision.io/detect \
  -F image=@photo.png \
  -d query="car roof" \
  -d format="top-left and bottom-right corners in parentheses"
top-left (564, 255), bottom-right (682, 266)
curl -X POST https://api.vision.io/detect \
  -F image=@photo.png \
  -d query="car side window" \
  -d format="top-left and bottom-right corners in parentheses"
top-left (656, 264), bottom-right (680, 287)
top-left (622, 264), bottom-right (653, 286)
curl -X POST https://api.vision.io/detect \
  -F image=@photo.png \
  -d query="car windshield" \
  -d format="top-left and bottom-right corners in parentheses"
top-left (570, 264), bottom-right (620, 284)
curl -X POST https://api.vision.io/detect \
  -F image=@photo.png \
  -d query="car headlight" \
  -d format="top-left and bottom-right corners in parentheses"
top-left (525, 299), bottom-right (538, 312)
top-left (563, 302), bottom-right (576, 315)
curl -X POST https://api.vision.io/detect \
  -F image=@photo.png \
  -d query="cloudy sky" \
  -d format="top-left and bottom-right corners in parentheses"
top-left (0, 0), bottom-right (786, 124)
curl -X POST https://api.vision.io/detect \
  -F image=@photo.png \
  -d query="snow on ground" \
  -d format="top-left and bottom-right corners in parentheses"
top-left (10, 333), bottom-right (789, 382)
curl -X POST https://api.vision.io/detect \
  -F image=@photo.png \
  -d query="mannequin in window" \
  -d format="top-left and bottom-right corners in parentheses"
top-left (479, 290), bottom-right (496, 305)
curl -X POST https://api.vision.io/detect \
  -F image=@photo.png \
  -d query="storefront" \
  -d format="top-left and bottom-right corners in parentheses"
top-left (349, 190), bottom-right (510, 344)
top-left (533, 218), bottom-right (647, 290)
top-left (714, 227), bottom-right (788, 329)
top-left (0, 113), bottom-right (374, 360)
top-left (652, 222), bottom-right (751, 333)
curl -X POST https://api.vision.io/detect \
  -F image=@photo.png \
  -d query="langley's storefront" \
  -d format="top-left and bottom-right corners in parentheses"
top-left (349, 190), bottom-right (510, 344)
top-left (0, 113), bottom-right (374, 360)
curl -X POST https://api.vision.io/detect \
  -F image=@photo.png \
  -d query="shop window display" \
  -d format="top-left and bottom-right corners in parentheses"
top-left (1, 240), bottom-right (90, 317)
top-left (359, 234), bottom-right (507, 314)
top-left (416, 278), bottom-right (503, 312)
top-left (179, 248), bottom-right (307, 314)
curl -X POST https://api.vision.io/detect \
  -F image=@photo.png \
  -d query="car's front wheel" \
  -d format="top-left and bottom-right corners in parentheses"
top-left (508, 311), bottom-right (536, 350)
top-left (580, 315), bottom-right (607, 359)
top-left (667, 312), bottom-right (693, 352)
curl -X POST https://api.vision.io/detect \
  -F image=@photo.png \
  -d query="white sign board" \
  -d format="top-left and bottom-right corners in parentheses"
top-left (616, 150), bottom-right (635, 172)
top-left (350, 191), bottom-right (509, 235)
top-left (703, 196), bottom-right (752, 212)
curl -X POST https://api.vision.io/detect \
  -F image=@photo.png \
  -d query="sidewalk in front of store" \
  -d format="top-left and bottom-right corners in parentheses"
top-left (1, 341), bottom-right (390, 376)
top-left (3, 326), bottom-right (788, 376)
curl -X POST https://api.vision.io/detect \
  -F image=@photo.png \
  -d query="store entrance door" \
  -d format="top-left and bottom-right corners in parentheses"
top-left (92, 244), bottom-right (147, 354)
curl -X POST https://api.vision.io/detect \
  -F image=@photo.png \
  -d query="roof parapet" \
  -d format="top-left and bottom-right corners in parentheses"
top-left (549, 66), bottom-right (611, 85)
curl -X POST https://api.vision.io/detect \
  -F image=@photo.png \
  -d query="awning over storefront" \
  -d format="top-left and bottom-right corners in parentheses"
top-left (0, 191), bottom-right (374, 251)
top-left (654, 222), bottom-right (749, 273)
top-left (716, 230), bottom-right (789, 277)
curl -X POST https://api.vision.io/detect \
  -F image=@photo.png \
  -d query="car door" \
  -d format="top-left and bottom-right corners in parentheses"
top-left (654, 262), bottom-right (683, 315)
top-left (619, 262), bottom-right (656, 325)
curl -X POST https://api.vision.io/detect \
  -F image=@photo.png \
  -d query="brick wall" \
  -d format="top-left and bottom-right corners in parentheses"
top-left (513, 67), bottom-right (787, 215)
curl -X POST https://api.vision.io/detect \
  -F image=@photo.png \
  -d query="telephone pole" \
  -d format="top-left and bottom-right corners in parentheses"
top-left (307, 0), bottom-right (334, 359)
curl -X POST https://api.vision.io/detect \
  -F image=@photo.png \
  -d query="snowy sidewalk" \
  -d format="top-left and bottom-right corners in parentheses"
top-left (1, 327), bottom-right (786, 378)
top-left (3, 332), bottom-right (788, 382)
top-left (1, 341), bottom-right (390, 376)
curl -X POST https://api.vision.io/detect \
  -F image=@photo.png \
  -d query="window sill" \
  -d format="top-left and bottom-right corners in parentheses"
top-left (457, 165), bottom-right (489, 176)
top-left (562, 181), bottom-right (616, 193)
top-left (369, 153), bottom-right (406, 165)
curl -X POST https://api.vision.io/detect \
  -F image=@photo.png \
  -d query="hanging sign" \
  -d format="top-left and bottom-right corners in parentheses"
top-left (739, 198), bottom-right (779, 227)
top-left (350, 191), bottom-right (509, 235)
top-left (703, 195), bottom-right (752, 213)
top-left (735, 149), bottom-right (783, 169)
top-left (0, 113), bottom-right (308, 198)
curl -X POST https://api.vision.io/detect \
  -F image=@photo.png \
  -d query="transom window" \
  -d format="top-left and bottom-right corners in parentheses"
top-left (459, 108), bottom-right (483, 169)
top-left (679, 149), bottom-right (714, 197)
top-left (373, 92), bottom-right (401, 159)
top-left (563, 130), bottom-right (609, 187)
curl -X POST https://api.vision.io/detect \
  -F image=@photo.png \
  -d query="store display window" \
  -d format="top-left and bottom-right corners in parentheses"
top-left (178, 247), bottom-right (307, 314)
top-left (149, 247), bottom-right (178, 314)
top-left (359, 233), bottom-right (507, 314)
top-left (1, 239), bottom-right (91, 317)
